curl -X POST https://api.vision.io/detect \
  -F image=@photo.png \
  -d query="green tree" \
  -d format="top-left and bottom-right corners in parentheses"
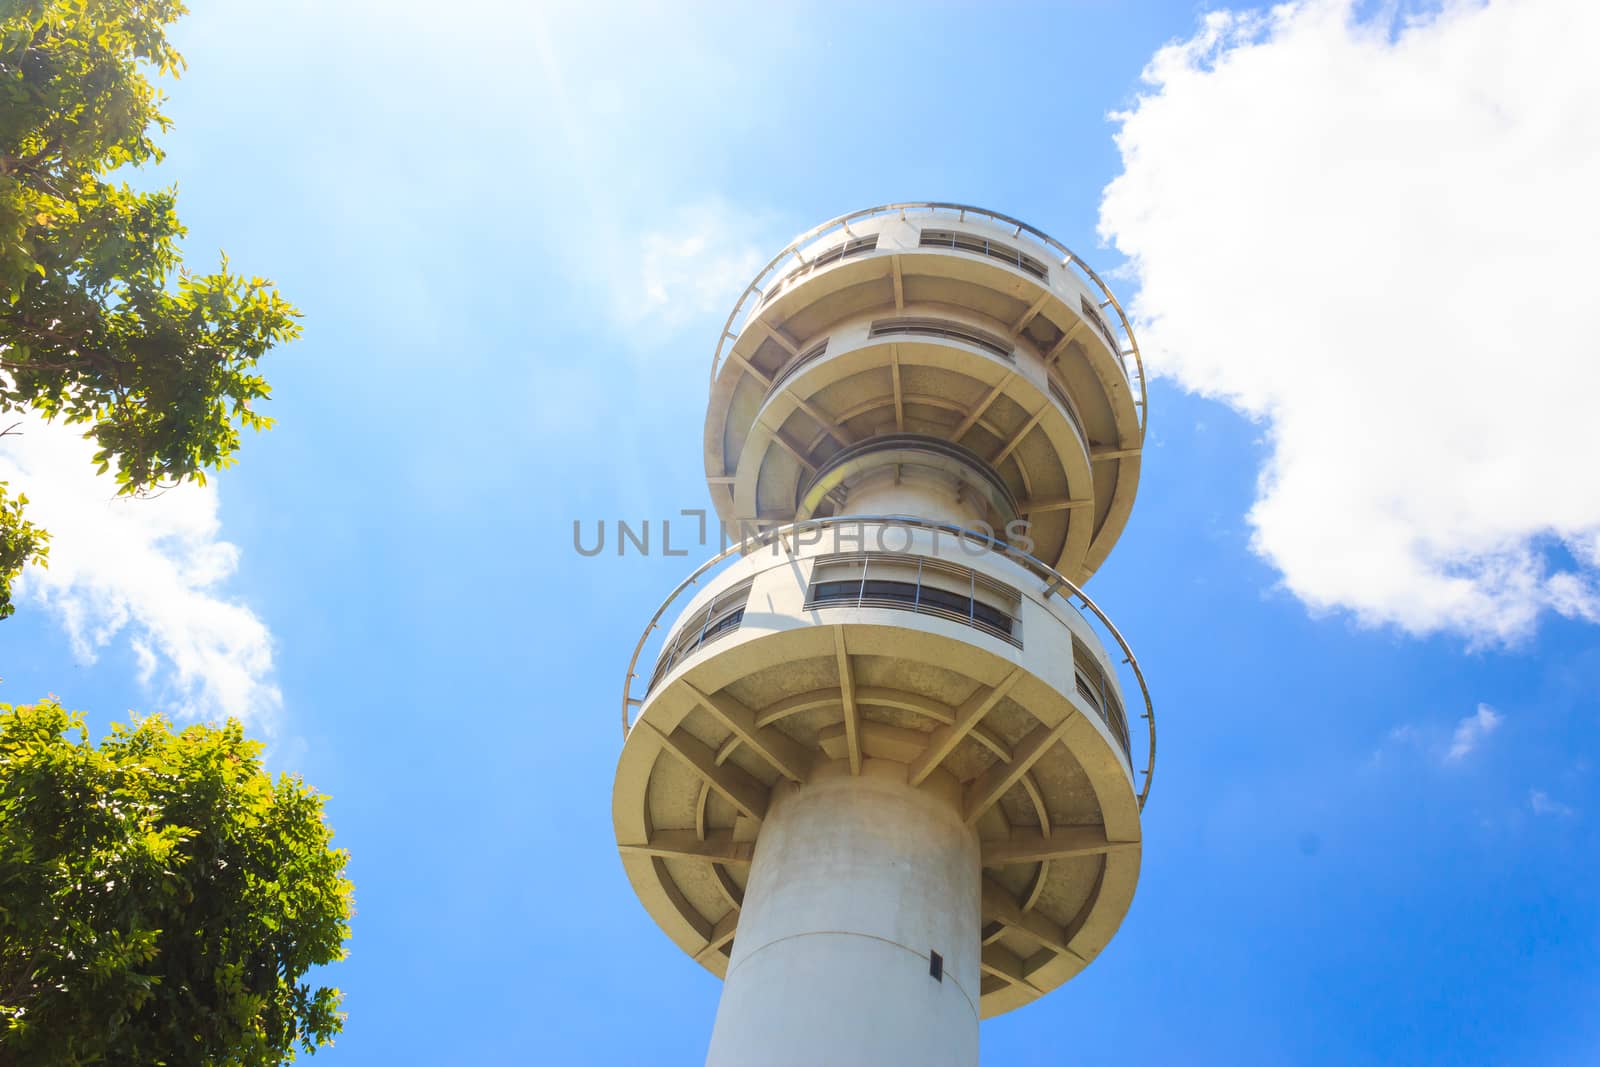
top-left (0, 699), bottom-right (353, 1065)
top-left (0, 480), bottom-right (46, 620)
top-left (0, 0), bottom-right (300, 617)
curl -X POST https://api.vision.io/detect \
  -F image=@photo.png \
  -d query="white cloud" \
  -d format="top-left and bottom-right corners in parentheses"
top-left (615, 200), bottom-right (770, 335)
top-left (1445, 703), bottom-right (1501, 762)
top-left (1372, 702), bottom-right (1501, 765)
top-left (1528, 789), bottom-right (1575, 817)
top-left (1100, 0), bottom-right (1600, 644)
top-left (1, 415), bottom-right (280, 729)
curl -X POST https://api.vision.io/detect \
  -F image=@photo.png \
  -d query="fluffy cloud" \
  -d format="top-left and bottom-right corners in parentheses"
top-left (1445, 703), bottom-right (1501, 762)
top-left (616, 200), bottom-right (770, 335)
top-left (1, 415), bottom-right (279, 729)
top-left (1374, 702), bottom-right (1502, 766)
top-left (1100, 0), bottom-right (1600, 643)
top-left (1528, 789), bottom-right (1575, 817)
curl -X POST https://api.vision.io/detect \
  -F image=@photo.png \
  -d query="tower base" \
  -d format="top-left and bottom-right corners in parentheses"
top-left (705, 760), bottom-right (980, 1067)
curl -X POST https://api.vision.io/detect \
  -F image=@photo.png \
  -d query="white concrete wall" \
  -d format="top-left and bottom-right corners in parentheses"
top-left (705, 762), bottom-right (981, 1067)
top-left (839, 465), bottom-right (989, 528)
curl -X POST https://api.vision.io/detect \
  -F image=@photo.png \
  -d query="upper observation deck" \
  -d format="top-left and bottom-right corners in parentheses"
top-left (703, 204), bottom-right (1147, 585)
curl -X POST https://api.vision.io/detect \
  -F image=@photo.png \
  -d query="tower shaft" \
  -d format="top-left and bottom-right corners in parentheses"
top-left (706, 763), bottom-right (980, 1067)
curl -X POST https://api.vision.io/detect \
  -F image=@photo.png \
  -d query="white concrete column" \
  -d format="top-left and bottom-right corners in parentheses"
top-left (705, 760), bottom-right (981, 1067)
top-left (840, 466), bottom-right (990, 529)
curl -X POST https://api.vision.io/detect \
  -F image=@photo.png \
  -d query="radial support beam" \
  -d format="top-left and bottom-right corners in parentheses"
top-left (982, 877), bottom-right (1086, 962)
top-left (728, 350), bottom-right (773, 390)
top-left (755, 319), bottom-right (800, 357)
top-left (991, 406), bottom-right (1049, 468)
top-left (783, 390), bottom-right (852, 447)
top-left (1010, 291), bottom-right (1052, 338)
top-left (1045, 319), bottom-right (1088, 365)
top-left (852, 687), bottom-right (1014, 765)
top-left (834, 627), bottom-right (861, 774)
top-left (890, 344), bottom-right (905, 431)
top-left (619, 829), bottom-right (756, 867)
top-left (1020, 495), bottom-right (1095, 515)
top-left (970, 725), bottom-right (1014, 764)
top-left (891, 255), bottom-right (905, 311)
top-left (964, 715), bottom-right (1076, 824)
top-left (980, 943), bottom-right (1043, 994)
top-left (695, 908), bottom-right (740, 963)
top-left (645, 722), bottom-right (770, 821)
top-left (981, 825), bottom-right (1138, 866)
top-left (908, 668), bottom-right (1022, 786)
top-left (683, 680), bottom-right (814, 783)
top-left (765, 425), bottom-right (819, 474)
top-left (1090, 445), bottom-right (1142, 462)
top-left (952, 371), bottom-right (1016, 442)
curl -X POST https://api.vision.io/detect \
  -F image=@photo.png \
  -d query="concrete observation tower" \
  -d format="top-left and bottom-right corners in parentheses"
top-left (613, 203), bottom-right (1156, 1066)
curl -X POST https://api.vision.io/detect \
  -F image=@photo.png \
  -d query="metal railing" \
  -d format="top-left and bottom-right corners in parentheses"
top-left (1073, 634), bottom-right (1132, 760)
top-left (620, 514), bottom-right (1157, 810)
top-left (645, 604), bottom-right (748, 695)
top-left (761, 235), bottom-right (880, 306)
top-left (710, 202), bottom-right (1147, 437)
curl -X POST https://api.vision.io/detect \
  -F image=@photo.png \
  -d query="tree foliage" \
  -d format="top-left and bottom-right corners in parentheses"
top-left (0, 700), bottom-right (352, 1065)
top-left (0, 0), bottom-right (300, 617)
top-left (0, 481), bottom-right (46, 620)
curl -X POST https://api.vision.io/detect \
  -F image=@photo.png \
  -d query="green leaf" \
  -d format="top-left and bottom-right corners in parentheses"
top-left (0, 699), bottom-right (353, 1065)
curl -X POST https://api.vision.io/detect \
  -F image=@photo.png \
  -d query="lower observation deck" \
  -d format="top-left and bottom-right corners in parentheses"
top-left (612, 519), bottom-right (1155, 1018)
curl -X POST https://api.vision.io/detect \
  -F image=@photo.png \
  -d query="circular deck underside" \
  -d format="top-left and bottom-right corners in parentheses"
top-left (613, 623), bottom-right (1142, 1018)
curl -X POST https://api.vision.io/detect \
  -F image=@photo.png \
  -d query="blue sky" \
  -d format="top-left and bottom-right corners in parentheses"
top-left (3, 1), bottom-right (1597, 1063)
